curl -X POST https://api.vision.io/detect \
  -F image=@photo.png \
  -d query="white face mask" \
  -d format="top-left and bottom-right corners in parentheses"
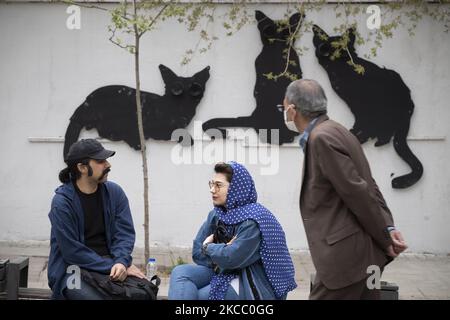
top-left (284, 109), bottom-right (300, 133)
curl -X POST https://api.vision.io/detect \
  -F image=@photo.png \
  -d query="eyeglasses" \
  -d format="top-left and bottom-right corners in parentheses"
top-left (276, 104), bottom-right (297, 112)
top-left (209, 180), bottom-right (229, 190)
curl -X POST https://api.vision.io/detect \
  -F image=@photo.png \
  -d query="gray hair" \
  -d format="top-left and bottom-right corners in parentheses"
top-left (285, 79), bottom-right (327, 118)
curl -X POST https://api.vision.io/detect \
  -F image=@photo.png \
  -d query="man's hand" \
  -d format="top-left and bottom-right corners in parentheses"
top-left (110, 263), bottom-right (127, 282)
top-left (127, 264), bottom-right (146, 279)
top-left (386, 245), bottom-right (399, 258)
top-left (203, 234), bottom-right (214, 245)
top-left (390, 230), bottom-right (408, 254)
top-left (386, 230), bottom-right (408, 257)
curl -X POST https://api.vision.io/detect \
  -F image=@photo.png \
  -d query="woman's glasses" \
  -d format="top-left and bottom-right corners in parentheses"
top-left (208, 181), bottom-right (228, 190)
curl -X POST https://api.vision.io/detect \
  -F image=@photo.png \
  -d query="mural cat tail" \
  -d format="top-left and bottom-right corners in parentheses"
top-left (392, 118), bottom-right (423, 189)
top-left (63, 103), bottom-right (90, 159)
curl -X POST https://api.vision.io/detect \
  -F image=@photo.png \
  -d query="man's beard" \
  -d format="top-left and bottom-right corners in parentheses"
top-left (98, 168), bottom-right (111, 182)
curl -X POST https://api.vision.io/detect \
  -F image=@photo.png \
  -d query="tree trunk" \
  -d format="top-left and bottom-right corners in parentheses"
top-left (133, 0), bottom-right (150, 265)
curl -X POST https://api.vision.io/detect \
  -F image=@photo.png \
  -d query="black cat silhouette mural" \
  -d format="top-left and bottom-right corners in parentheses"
top-left (202, 10), bottom-right (304, 144)
top-left (312, 25), bottom-right (423, 189)
top-left (63, 64), bottom-right (210, 158)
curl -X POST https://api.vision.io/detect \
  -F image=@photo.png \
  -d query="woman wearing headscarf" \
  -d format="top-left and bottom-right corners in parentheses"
top-left (168, 161), bottom-right (297, 300)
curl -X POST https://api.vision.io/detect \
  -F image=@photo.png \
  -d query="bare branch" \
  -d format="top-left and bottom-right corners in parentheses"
top-left (182, 5), bottom-right (217, 65)
top-left (345, 45), bottom-right (356, 66)
top-left (143, 2), bottom-right (171, 37)
top-left (108, 25), bottom-right (134, 51)
top-left (278, 4), bottom-right (304, 79)
top-left (63, 0), bottom-right (108, 12)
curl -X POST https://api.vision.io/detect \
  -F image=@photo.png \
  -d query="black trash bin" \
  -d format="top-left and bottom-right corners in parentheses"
top-left (0, 259), bottom-right (9, 293)
top-left (380, 281), bottom-right (399, 300)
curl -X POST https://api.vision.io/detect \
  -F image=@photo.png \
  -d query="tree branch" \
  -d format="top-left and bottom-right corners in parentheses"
top-left (139, 2), bottom-right (171, 38)
top-left (183, 5), bottom-right (217, 65)
top-left (108, 25), bottom-right (134, 50)
top-left (63, 0), bottom-right (108, 12)
top-left (280, 10), bottom-right (303, 78)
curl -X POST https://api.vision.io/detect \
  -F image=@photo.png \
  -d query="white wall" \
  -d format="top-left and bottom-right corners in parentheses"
top-left (0, 2), bottom-right (449, 253)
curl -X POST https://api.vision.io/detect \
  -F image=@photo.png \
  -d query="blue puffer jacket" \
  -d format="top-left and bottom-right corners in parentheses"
top-left (47, 181), bottom-right (135, 299)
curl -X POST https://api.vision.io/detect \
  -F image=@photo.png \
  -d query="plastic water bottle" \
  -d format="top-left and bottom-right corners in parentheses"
top-left (146, 258), bottom-right (157, 281)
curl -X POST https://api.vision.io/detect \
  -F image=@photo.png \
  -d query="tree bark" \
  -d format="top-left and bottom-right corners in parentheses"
top-left (133, 0), bottom-right (150, 264)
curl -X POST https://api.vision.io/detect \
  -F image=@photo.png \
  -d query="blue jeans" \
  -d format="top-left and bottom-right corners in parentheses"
top-left (168, 264), bottom-right (239, 300)
top-left (63, 279), bottom-right (107, 300)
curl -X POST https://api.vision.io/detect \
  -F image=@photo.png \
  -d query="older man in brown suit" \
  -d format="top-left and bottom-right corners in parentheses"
top-left (281, 79), bottom-right (408, 299)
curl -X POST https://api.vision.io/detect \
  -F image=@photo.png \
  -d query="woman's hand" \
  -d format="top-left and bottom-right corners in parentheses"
top-left (203, 234), bottom-right (214, 245)
top-left (226, 236), bottom-right (237, 246)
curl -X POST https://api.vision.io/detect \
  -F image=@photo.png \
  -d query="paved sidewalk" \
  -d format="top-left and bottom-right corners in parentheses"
top-left (1, 244), bottom-right (449, 299)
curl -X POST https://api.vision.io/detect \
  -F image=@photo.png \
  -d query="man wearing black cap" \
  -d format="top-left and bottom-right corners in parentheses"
top-left (48, 139), bottom-right (145, 299)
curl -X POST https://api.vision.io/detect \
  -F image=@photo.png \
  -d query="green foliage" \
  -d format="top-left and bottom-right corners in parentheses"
top-left (167, 256), bottom-right (187, 275)
top-left (65, 0), bottom-right (450, 81)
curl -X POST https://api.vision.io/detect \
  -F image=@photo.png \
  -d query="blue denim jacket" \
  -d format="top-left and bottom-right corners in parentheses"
top-left (192, 210), bottom-right (283, 300)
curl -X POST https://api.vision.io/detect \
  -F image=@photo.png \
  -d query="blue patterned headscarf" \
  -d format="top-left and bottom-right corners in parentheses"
top-left (209, 161), bottom-right (297, 300)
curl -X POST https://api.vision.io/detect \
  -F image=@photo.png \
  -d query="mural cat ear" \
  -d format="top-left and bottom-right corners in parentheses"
top-left (194, 66), bottom-right (211, 82)
top-left (289, 12), bottom-right (305, 29)
top-left (312, 24), bottom-right (327, 37)
top-left (255, 10), bottom-right (272, 23)
top-left (159, 64), bottom-right (178, 83)
top-left (312, 24), bottom-right (329, 47)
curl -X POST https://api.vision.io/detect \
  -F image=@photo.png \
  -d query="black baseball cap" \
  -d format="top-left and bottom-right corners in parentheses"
top-left (65, 139), bottom-right (115, 164)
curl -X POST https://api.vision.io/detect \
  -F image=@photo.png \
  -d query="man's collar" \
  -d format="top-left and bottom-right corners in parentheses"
top-left (299, 114), bottom-right (329, 151)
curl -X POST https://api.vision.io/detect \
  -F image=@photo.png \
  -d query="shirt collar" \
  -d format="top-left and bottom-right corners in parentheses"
top-left (299, 117), bottom-right (320, 152)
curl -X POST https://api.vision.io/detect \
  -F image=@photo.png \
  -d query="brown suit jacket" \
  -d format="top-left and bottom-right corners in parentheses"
top-left (300, 115), bottom-right (394, 290)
